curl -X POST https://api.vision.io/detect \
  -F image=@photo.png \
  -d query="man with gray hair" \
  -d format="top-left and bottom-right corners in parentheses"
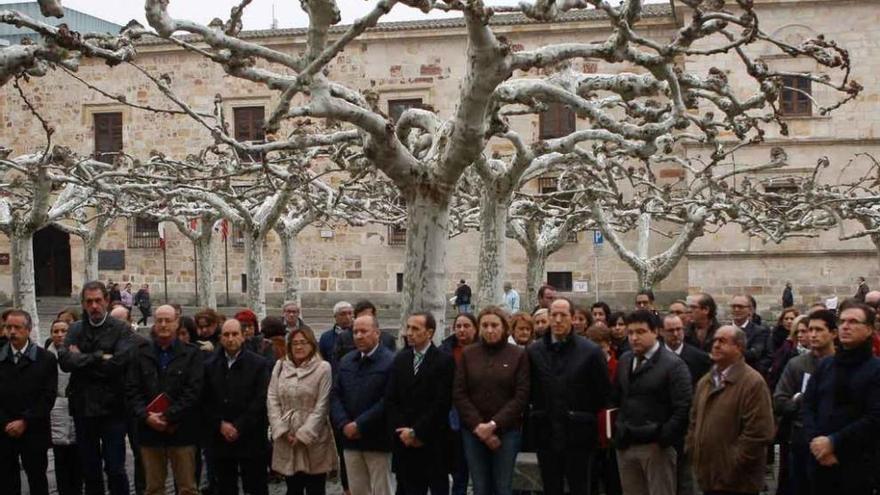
top-left (281, 301), bottom-right (311, 337)
top-left (319, 301), bottom-right (355, 366)
top-left (686, 325), bottom-right (774, 495)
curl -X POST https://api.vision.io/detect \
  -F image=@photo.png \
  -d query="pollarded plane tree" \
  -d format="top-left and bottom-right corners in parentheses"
top-left (570, 149), bottom-right (795, 291)
top-left (139, 0), bottom-right (858, 329)
top-left (115, 146), bottom-right (318, 319)
top-left (506, 174), bottom-right (597, 309)
top-left (0, 146), bottom-right (109, 339)
top-left (746, 154), bottom-right (880, 268)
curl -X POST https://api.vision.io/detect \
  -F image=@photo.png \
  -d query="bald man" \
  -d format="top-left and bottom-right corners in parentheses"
top-left (126, 304), bottom-right (204, 495)
top-left (686, 326), bottom-right (774, 495)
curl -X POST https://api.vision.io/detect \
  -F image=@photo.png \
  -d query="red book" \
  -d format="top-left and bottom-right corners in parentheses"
top-left (146, 393), bottom-right (170, 414)
top-left (597, 408), bottom-right (618, 448)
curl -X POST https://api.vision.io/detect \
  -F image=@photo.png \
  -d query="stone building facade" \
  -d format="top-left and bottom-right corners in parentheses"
top-left (0, 0), bottom-right (878, 316)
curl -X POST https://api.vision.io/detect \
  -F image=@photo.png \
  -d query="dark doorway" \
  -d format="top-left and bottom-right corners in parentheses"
top-left (34, 225), bottom-right (72, 297)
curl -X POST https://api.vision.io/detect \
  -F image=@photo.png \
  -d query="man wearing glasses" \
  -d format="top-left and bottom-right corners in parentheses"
top-left (728, 294), bottom-right (772, 378)
top-left (803, 301), bottom-right (880, 494)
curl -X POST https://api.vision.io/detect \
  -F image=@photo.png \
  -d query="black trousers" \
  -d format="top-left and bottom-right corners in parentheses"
top-left (53, 444), bottom-right (84, 495)
top-left (215, 456), bottom-right (268, 495)
top-left (537, 448), bottom-right (594, 495)
top-left (398, 466), bottom-right (449, 495)
top-left (0, 437), bottom-right (49, 495)
top-left (285, 472), bottom-right (326, 495)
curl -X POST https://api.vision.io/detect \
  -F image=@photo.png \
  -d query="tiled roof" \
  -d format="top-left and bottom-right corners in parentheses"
top-left (137, 3), bottom-right (673, 46)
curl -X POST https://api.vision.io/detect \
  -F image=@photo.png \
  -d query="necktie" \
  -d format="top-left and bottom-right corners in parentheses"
top-left (413, 351), bottom-right (424, 374)
top-left (634, 355), bottom-right (645, 373)
top-left (13, 351), bottom-right (22, 365)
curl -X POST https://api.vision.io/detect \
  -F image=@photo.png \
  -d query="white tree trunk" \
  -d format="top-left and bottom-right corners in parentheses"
top-left (279, 230), bottom-right (301, 306)
top-left (243, 232), bottom-right (266, 319)
top-left (638, 213), bottom-right (651, 260)
top-left (475, 195), bottom-right (508, 312)
top-left (83, 235), bottom-right (99, 284)
top-left (11, 231), bottom-right (41, 343)
top-left (525, 247), bottom-right (546, 312)
top-left (194, 236), bottom-right (216, 308)
top-left (402, 191), bottom-right (450, 338)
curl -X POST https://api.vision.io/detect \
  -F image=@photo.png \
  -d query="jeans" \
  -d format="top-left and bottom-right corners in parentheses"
top-left (75, 415), bottom-right (130, 495)
top-left (457, 304), bottom-right (471, 314)
top-left (462, 429), bottom-right (521, 495)
top-left (451, 429), bottom-right (470, 495)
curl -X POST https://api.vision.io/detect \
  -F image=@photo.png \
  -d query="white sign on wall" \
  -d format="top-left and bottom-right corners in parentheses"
top-left (573, 280), bottom-right (590, 293)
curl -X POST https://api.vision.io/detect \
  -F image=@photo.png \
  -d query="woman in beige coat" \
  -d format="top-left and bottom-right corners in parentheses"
top-left (267, 327), bottom-right (337, 495)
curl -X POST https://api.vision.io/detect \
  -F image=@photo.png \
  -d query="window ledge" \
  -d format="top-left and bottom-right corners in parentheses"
top-left (779, 114), bottom-right (832, 121)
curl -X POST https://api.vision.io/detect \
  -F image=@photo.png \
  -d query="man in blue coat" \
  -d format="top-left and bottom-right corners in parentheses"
top-left (803, 301), bottom-right (880, 494)
top-left (330, 313), bottom-right (394, 495)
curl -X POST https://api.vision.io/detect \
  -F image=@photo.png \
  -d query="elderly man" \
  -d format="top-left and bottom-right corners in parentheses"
top-left (686, 325), bottom-right (774, 495)
top-left (282, 301), bottom-right (311, 336)
top-left (803, 301), bottom-right (880, 494)
top-left (330, 314), bottom-right (395, 495)
top-left (318, 301), bottom-right (355, 365)
top-left (729, 294), bottom-right (772, 377)
top-left (528, 297), bottom-right (610, 495)
top-left (0, 309), bottom-right (58, 495)
top-left (662, 314), bottom-right (711, 386)
top-left (203, 319), bottom-right (270, 495)
top-left (59, 281), bottom-right (136, 495)
top-left (126, 305), bottom-right (204, 495)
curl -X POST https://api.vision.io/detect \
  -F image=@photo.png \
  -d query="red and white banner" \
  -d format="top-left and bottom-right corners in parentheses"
top-left (158, 221), bottom-right (167, 250)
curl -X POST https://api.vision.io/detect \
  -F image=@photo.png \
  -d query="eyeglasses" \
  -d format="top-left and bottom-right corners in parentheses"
top-left (729, 304), bottom-right (749, 309)
top-left (840, 318), bottom-right (867, 326)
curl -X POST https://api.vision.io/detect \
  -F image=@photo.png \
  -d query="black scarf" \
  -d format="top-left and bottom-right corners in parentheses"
top-left (832, 340), bottom-right (873, 406)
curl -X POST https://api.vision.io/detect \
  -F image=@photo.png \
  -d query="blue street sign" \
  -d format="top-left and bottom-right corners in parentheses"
top-left (593, 231), bottom-right (604, 245)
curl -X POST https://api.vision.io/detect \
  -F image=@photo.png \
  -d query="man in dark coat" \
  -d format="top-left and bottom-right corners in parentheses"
top-left (0, 309), bottom-right (58, 495)
top-left (59, 281), bottom-right (136, 495)
top-left (803, 301), bottom-right (880, 495)
top-left (684, 293), bottom-right (720, 353)
top-left (782, 282), bottom-right (794, 308)
top-left (615, 311), bottom-right (692, 495)
top-left (729, 294), bottom-right (773, 378)
top-left (454, 279), bottom-right (472, 314)
top-left (773, 309), bottom-right (837, 495)
top-left (203, 318), bottom-right (270, 495)
top-left (527, 297), bottom-right (610, 495)
top-left (662, 314), bottom-right (711, 386)
top-left (126, 305), bottom-right (204, 495)
top-left (386, 312), bottom-right (455, 495)
top-left (855, 276), bottom-right (870, 303)
top-left (661, 313), bottom-right (710, 495)
top-left (330, 313), bottom-right (395, 495)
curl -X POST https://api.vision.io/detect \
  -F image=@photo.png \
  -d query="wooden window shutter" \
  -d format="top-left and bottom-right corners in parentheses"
top-left (94, 113), bottom-right (123, 163)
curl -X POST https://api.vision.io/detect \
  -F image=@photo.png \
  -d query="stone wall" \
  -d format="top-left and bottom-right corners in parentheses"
top-left (0, 1), bottom-right (877, 314)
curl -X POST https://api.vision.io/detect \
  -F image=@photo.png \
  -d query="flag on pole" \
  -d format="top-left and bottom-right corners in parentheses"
top-left (158, 221), bottom-right (167, 250)
top-left (189, 218), bottom-right (198, 231)
top-left (213, 219), bottom-right (229, 241)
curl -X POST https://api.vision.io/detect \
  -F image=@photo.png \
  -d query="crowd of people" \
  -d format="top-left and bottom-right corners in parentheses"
top-left (1, 280), bottom-right (879, 495)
